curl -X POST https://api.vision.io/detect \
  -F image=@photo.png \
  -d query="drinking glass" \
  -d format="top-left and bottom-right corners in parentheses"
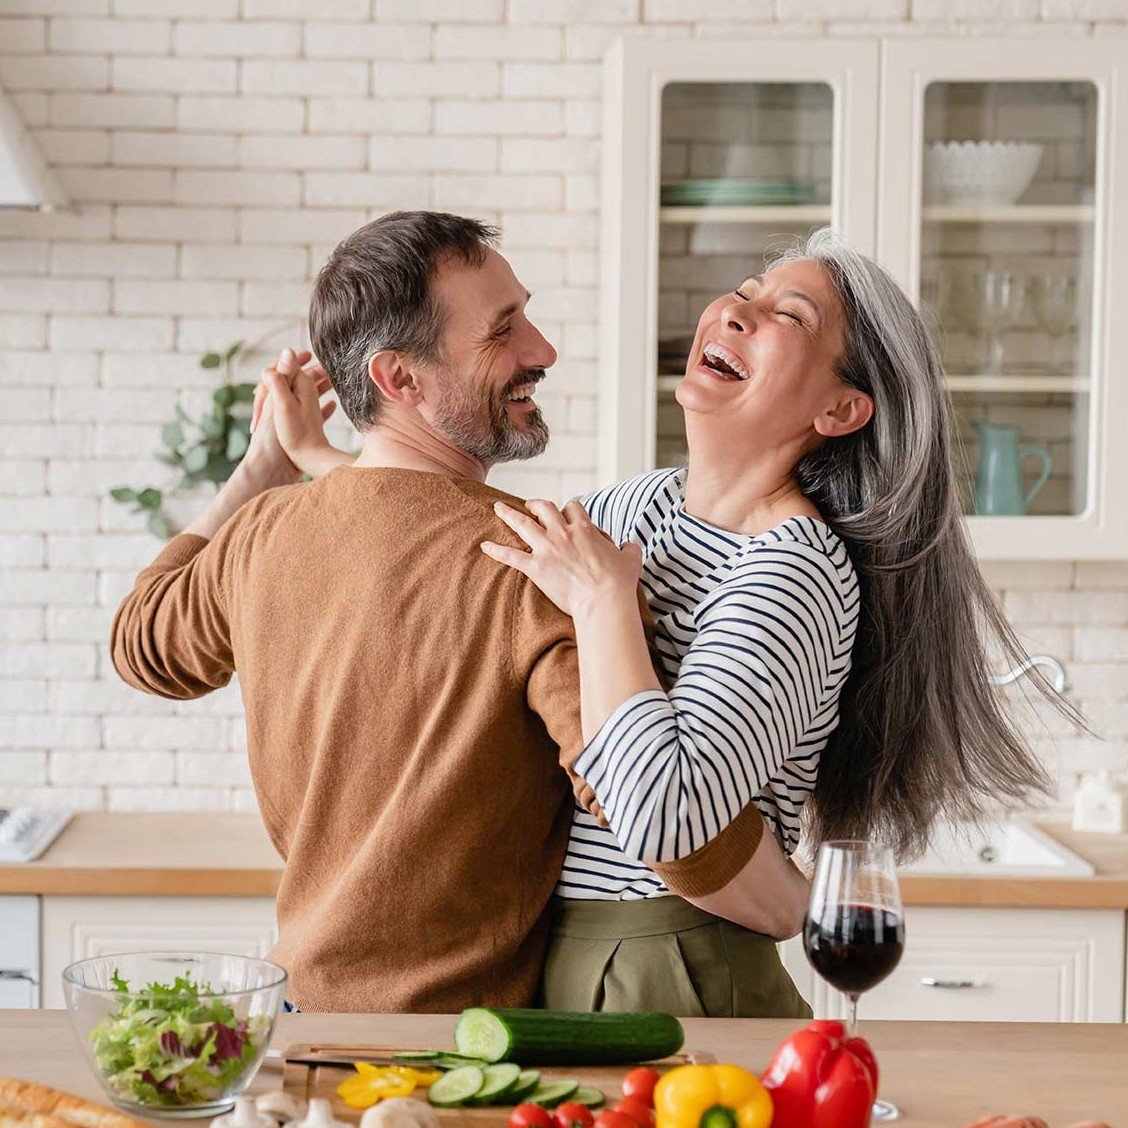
top-left (957, 270), bottom-right (1026, 375)
top-left (804, 841), bottom-right (905, 1123)
top-left (1032, 274), bottom-right (1077, 375)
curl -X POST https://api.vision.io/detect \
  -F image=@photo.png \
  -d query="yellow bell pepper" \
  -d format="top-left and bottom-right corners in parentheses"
top-left (336, 1065), bottom-right (441, 1110)
top-left (653, 1063), bottom-right (773, 1128)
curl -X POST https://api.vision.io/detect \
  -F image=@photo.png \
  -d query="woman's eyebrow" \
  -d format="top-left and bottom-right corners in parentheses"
top-left (741, 275), bottom-right (822, 328)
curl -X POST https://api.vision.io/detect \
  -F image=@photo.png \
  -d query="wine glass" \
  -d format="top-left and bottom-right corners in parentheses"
top-left (1031, 274), bottom-right (1077, 375)
top-left (956, 270), bottom-right (1026, 375)
top-left (804, 841), bottom-right (905, 1123)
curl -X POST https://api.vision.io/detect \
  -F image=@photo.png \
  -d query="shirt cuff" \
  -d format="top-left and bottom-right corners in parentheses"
top-left (651, 801), bottom-right (764, 898)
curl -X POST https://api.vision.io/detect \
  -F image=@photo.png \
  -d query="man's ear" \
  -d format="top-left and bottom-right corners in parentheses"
top-left (368, 350), bottom-right (422, 407)
top-left (813, 389), bottom-right (874, 439)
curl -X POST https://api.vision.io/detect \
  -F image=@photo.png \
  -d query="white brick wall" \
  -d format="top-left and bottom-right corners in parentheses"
top-left (1, 0), bottom-right (1126, 815)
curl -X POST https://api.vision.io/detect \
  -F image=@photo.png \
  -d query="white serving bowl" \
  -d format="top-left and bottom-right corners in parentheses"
top-left (924, 140), bottom-right (1044, 206)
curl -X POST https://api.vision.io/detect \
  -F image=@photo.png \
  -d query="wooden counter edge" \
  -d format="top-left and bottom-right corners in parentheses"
top-left (0, 866), bottom-right (281, 898)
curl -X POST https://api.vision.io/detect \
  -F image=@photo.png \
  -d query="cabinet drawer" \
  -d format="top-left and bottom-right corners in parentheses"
top-left (781, 907), bottom-right (1125, 1023)
top-left (41, 896), bottom-right (277, 1008)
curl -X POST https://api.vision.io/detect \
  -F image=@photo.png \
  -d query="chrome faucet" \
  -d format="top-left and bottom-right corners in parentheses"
top-left (988, 654), bottom-right (1067, 693)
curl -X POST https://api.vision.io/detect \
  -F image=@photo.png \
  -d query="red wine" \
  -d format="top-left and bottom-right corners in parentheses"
top-left (804, 903), bottom-right (905, 995)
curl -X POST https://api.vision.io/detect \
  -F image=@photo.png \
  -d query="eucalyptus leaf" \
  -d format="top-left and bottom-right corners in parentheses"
top-left (224, 340), bottom-right (244, 361)
top-left (147, 512), bottom-right (172, 540)
top-left (213, 385), bottom-right (235, 410)
top-left (201, 412), bottom-right (225, 440)
top-left (155, 452), bottom-right (181, 468)
top-left (183, 446), bottom-right (209, 474)
top-left (136, 488), bottom-right (162, 510)
top-left (176, 404), bottom-right (192, 424)
top-left (205, 454), bottom-right (237, 483)
top-left (226, 427), bottom-right (249, 461)
top-left (231, 383), bottom-right (257, 404)
top-left (110, 486), bottom-right (136, 503)
top-left (161, 422), bottom-right (184, 449)
top-left (200, 353), bottom-right (222, 370)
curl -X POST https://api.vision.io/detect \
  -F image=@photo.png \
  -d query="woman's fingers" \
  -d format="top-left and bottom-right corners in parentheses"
top-left (526, 498), bottom-right (568, 532)
top-left (493, 501), bottom-right (548, 549)
top-left (250, 381), bottom-right (266, 434)
top-left (321, 401), bottom-right (336, 422)
top-left (561, 499), bottom-right (590, 526)
top-left (480, 541), bottom-right (533, 573)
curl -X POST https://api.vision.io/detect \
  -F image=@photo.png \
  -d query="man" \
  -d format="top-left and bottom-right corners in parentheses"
top-left (112, 212), bottom-right (755, 1012)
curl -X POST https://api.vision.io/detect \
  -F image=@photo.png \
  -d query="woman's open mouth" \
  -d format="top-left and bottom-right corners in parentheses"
top-left (697, 341), bottom-right (750, 382)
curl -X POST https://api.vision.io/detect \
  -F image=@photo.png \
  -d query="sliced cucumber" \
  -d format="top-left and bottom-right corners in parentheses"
top-left (506, 1070), bottom-right (542, 1104)
top-left (391, 1051), bottom-right (444, 1062)
top-left (454, 1007), bottom-right (684, 1066)
top-left (427, 1065), bottom-right (485, 1107)
top-left (468, 1063), bottom-right (522, 1105)
top-left (573, 1088), bottom-right (606, 1109)
top-left (435, 1056), bottom-right (490, 1071)
top-left (528, 1080), bottom-right (580, 1109)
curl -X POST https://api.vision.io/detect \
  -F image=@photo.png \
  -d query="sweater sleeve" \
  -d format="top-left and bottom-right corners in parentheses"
top-left (110, 529), bottom-right (239, 700)
top-left (572, 540), bottom-right (857, 864)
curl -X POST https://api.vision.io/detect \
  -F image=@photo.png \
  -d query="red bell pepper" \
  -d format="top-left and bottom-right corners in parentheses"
top-left (760, 1020), bottom-right (878, 1128)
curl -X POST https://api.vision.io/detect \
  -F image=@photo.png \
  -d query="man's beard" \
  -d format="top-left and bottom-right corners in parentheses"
top-left (431, 367), bottom-right (550, 464)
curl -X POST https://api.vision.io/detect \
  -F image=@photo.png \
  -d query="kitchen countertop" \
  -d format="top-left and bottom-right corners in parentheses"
top-left (4, 813), bottom-right (1128, 908)
top-left (3, 1010), bottom-right (1125, 1128)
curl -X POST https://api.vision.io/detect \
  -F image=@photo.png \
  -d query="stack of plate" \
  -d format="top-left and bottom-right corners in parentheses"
top-left (661, 178), bottom-right (818, 207)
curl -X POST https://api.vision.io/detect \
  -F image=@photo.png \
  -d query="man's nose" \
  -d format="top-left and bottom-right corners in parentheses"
top-left (525, 322), bottom-right (558, 371)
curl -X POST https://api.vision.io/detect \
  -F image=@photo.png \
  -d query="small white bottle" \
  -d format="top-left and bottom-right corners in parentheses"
top-left (1072, 769), bottom-right (1126, 834)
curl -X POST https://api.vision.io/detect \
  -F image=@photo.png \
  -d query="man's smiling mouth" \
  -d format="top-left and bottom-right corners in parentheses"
top-left (700, 341), bottom-right (750, 381)
top-left (508, 382), bottom-right (537, 403)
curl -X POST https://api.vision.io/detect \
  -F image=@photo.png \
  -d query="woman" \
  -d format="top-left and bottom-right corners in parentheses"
top-left (256, 227), bottom-right (1062, 1017)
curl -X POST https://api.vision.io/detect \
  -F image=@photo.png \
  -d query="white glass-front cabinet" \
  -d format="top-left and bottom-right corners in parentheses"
top-left (602, 39), bottom-right (1128, 559)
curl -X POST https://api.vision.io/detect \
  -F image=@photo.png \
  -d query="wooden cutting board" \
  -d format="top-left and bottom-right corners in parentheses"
top-left (282, 1046), bottom-right (716, 1123)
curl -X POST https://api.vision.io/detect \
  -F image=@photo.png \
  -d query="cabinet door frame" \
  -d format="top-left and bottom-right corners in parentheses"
top-left (878, 38), bottom-right (1128, 559)
top-left (40, 895), bottom-right (278, 1008)
top-left (599, 37), bottom-right (881, 483)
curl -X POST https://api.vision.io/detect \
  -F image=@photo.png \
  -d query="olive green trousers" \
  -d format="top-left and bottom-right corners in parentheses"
top-left (540, 896), bottom-right (812, 1019)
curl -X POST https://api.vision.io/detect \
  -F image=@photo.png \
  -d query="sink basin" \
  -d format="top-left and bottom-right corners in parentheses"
top-left (899, 818), bottom-right (1094, 877)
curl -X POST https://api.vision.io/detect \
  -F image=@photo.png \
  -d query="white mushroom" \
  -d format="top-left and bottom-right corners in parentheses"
top-left (283, 1098), bottom-right (349, 1128)
top-left (359, 1098), bottom-right (438, 1128)
top-left (211, 1096), bottom-right (277, 1128)
top-left (255, 1092), bottom-right (307, 1125)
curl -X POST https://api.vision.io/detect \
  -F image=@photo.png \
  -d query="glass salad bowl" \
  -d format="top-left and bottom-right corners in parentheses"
top-left (62, 951), bottom-right (286, 1119)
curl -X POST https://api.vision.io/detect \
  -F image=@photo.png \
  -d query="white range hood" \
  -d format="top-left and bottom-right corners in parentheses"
top-left (0, 85), bottom-right (66, 211)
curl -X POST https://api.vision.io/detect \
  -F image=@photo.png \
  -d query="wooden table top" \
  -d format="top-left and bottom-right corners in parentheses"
top-left (4, 813), bottom-right (1128, 909)
top-left (4, 1010), bottom-right (1125, 1128)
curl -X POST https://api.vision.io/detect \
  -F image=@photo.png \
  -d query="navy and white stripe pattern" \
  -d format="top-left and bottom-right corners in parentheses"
top-left (557, 468), bottom-right (860, 901)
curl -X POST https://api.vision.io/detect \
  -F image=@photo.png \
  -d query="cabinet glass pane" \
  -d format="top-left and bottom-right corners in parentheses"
top-left (919, 81), bottom-right (1096, 517)
top-left (657, 82), bottom-right (834, 468)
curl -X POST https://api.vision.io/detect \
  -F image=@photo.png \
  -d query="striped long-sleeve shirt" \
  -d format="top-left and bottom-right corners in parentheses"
top-left (558, 467), bottom-right (860, 901)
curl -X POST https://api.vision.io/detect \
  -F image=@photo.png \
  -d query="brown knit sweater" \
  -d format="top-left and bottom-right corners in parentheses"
top-left (111, 467), bottom-right (757, 1013)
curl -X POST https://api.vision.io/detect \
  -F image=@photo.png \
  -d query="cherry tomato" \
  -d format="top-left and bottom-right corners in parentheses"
top-left (621, 1068), bottom-right (661, 1108)
top-left (553, 1102), bottom-right (595, 1128)
top-left (510, 1104), bottom-right (555, 1128)
top-left (592, 1112), bottom-right (637, 1128)
top-left (612, 1099), bottom-right (655, 1128)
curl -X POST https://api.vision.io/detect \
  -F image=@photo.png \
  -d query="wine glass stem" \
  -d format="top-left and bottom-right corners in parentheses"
top-left (847, 992), bottom-right (859, 1038)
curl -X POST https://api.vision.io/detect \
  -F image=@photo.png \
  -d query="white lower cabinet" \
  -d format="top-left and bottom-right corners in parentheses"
top-left (0, 896), bottom-right (40, 1008)
top-left (40, 896), bottom-right (278, 1008)
top-left (780, 907), bottom-right (1126, 1023)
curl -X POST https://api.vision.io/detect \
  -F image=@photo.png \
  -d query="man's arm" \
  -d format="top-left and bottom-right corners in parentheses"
top-left (112, 357), bottom-right (307, 697)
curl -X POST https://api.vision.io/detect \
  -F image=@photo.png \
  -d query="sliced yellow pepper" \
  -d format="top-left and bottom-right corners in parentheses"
top-left (653, 1063), bottom-right (773, 1128)
top-left (337, 1065), bottom-right (438, 1109)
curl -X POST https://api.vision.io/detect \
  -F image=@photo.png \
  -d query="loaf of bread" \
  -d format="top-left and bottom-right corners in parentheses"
top-left (0, 1078), bottom-right (147, 1128)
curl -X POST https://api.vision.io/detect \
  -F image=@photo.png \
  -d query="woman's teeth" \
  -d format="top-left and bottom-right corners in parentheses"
top-left (508, 383), bottom-right (536, 403)
top-left (701, 342), bottom-right (750, 381)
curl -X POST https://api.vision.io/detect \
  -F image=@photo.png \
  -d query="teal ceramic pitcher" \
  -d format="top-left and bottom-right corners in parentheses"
top-left (973, 422), bottom-right (1052, 516)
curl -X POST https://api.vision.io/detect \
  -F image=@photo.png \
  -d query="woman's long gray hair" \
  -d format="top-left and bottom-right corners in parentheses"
top-left (774, 228), bottom-right (1075, 860)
